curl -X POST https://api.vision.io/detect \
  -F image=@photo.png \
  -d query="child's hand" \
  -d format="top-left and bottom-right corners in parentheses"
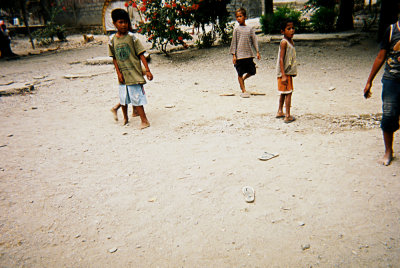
top-left (146, 71), bottom-right (153, 81)
top-left (256, 52), bottom-right (261, 60)
top-left (232, 55), bottom-right (236, 65)
top-left (364, 83), bottom-right (372, 99)
top-left (118, 73), bottom-right (125, 84)
top-left (281, 75), bottom-right (288, 85)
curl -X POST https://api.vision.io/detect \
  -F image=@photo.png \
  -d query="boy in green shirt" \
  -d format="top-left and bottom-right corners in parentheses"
top-left (109, 8), bottom-right (153, 129)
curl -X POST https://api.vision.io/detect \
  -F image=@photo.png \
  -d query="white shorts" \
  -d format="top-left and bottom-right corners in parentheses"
top-left (119, 84), bottom-right (147, 106)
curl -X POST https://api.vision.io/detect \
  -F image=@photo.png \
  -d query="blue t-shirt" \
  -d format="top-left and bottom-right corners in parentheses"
top-left (381, 21), bottom-right (400, 81)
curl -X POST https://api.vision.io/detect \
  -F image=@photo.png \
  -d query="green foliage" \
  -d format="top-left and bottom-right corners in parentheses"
top-left (303, 0), bottom-right (337, 32)
top-left (217, 22), bottom-right (234, 45)
top-left (309, 6), bottom-right (336, 32)
top-left (128, 0), bottom-right (231, 54)
top-left (32, 0), bottom-right (67, 45)
top-left (260, 6), bottom-right (308, 34)
top-left (196, 31), bottom-right (215, 48)
top-left (304, 0), bottom-right (335, 9)
top-left (33, 24), bottom-right (66, 45)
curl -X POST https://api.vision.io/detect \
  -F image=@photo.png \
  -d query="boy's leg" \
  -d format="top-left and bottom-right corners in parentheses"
top-left (132, 106), bottom-right (139, 117)
top-left (111, 103), bottom-right (121, 121)
top-left (243, 73), bottom-right (253, 81)
top-left (238, 75), bottom-right (246, 93)
top-left (284, 93), bottom-right (295, 122)
top-left (277, 94), bottom-right (285, 117)
top-left (135, 106), bottom-right (150, 129)
top-left (121, 105), bottom-right (129, 125)
top-left (379, 131), bottom-right (394, 166)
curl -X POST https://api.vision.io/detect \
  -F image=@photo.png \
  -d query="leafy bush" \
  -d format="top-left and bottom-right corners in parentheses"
top-left (128, 0), bottom-right (231, 54)
top-left (33, 24), bottom-right (66, 45)
top-left (33, 0), bottom-right (67, 45)
top-left (260, 6), bottom-right (308, 34)
top-left (303, 0), bottom-right (337, 32)
top-left (196, 30), bottom-right (216, 48)
top-left (217, 22), bottom-right (234, 45)
top-left (310, 6), bottom-right (336, 32)
top-left (132, 0), bottom-right (193, 55)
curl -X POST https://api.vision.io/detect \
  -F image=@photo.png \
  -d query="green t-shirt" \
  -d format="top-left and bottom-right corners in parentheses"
top-left (108, 32), bottom-right (146, 85)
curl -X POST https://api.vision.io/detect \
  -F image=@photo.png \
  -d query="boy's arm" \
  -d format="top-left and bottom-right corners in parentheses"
top-left (363, 49), bottom-right (387, 99)
top-left (251, 28), bottom-right (260, 60)
top-left (112, 57), bottom-right (125, 84)
top-left (279, 40), bottom-right (288, 84)
top-left (139, 53), bottom-right (153, 81)
top-left (230, 29), bottom-right (238, 64)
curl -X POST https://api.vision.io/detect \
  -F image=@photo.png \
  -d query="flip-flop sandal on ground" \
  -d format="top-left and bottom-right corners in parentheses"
top-left (220, 93), bottom-right (235, 96)
top-left (242, 186), bottom-right (255, 203)
top-left (250, 92), bottom-right (266, 96)
top-left (284, 116), bottom-right (296, 123)
top-left (258, 152), bottom-right (279, 161)
top-left (275, 114), bottom-right (285, 118)
top-left (240, 92), bottom-right (250, 98)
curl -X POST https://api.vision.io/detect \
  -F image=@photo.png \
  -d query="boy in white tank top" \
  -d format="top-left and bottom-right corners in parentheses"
top-left (276, 20), bottom-right (297, 123)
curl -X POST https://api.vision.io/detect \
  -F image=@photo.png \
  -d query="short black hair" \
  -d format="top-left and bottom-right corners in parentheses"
top-left (235, 7), bottom-right (246, 18)
top-left (280, 19), bottom-right (294, 31)
top-left (111, 8), bottom-right (130, 23)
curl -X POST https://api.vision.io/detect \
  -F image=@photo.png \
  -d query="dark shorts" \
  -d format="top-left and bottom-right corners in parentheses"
top-left (235, 58), bottom-right (256, 77)
top-left (381, 78), bottom-right (400, 132)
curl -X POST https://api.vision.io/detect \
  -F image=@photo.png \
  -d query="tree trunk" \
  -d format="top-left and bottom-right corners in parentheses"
top-left (336, 0), bottom-right (354, 31)
top-left (264, 0), bottom-right (273, 15)
top-left (19, 0), bottom-right (35, 49)
top-left (378, 0), bottom-right (400, 41)
top-left (39, 0), bottom-right (50, 24)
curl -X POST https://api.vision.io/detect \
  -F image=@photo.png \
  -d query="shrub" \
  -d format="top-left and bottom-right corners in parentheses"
top-left (132, 0), bottom-right (193, 55)
top-left (260, 6), bottom-right (308, 34)
top-left (310, 6), bottom-right (336, 32)
top-left (303, 0), bottom-right (337, 32)
top-left (216, 21), bottom-right (234, 45)
top-left (33, 0), bottom-right (67, 45)
top-left (128, 0), bottom-right (231, 54)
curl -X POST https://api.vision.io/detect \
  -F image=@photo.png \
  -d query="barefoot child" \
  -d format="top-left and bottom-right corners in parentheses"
top-left (364, 19), bottom-right (400, 166)
top-left (276, 19), bottom-right (297, 123)
top-left (109, 8), bottom-right (153, 129)
top-left (229, 7), bottom-right (260, 98)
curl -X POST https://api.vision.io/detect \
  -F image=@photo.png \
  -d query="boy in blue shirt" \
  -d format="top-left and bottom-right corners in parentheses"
top-left (364, 20), bottom-right (400, 165)
top-left (109, 8), bottom-right (153, 129)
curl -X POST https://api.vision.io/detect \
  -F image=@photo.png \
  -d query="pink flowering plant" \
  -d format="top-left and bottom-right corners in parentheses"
top-left (126, 0), bottom-right (196, 55)
top-left (125, 0), bottom-right (231, 54)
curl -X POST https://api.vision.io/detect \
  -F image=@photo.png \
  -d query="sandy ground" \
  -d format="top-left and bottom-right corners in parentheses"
top-left (1, 32), bottom-right (400, 267)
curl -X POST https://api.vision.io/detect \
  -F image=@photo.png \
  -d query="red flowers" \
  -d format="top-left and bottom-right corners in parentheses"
top-left (62, 6), bottom-right (66, 11)
top-left (124, 2), bottom-right (129, 7)
top-left (169, 25), bottom-right (175, 30)
top-left (140, 5), bottom-right (146, 12)
top-left (178, 36), bottom-right (183, 41)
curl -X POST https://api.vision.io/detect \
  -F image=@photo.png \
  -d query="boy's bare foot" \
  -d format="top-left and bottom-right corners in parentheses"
top-left (378, 152), bottom-right (393, 166)
top-left (123, 119), bottom-right (129, 125)
top-left (140, 122), bottom-right (150, 129)
top-left (240, 92), bottom-right (250, 98)
top-left (284, 116), bottom-right (295, 123)
top-left (111, 108), bottom-right (118, 121)
top-left (276, 112), bottom-right (285, 118)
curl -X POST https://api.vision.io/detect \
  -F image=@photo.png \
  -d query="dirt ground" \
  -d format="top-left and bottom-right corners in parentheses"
top-left (1, 32), bottom-right (399, 267)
